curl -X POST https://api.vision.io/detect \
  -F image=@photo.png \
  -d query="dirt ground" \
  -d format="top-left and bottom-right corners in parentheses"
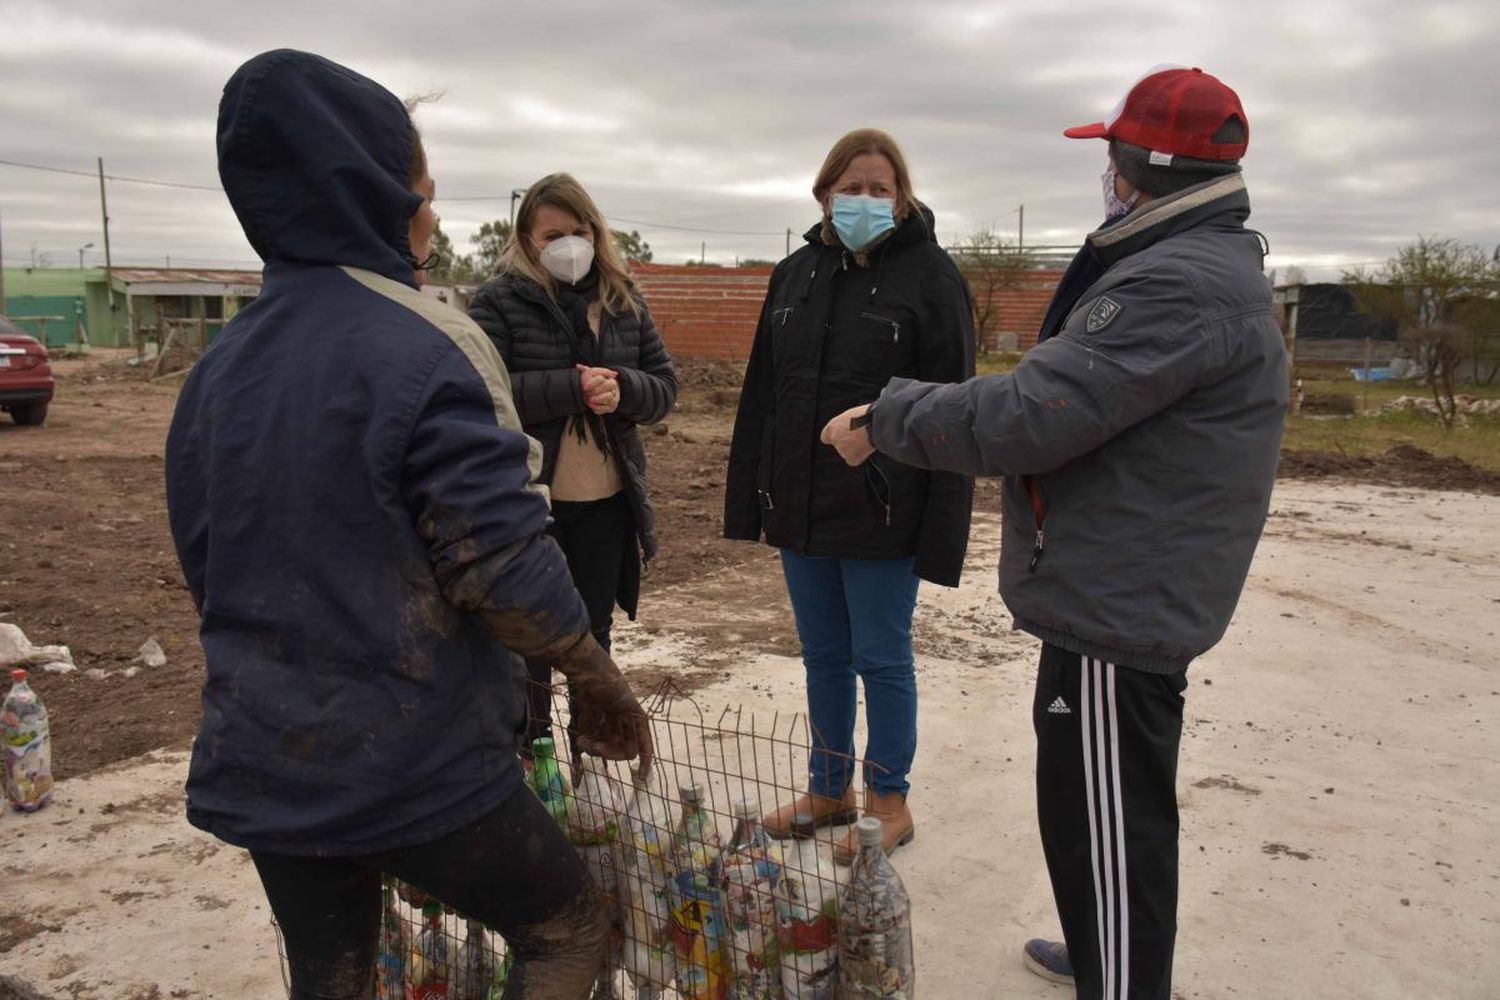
top-left (0, 353), bottom-right (1491, 783)
top-left (2, 479), bottom-right (1496, 999)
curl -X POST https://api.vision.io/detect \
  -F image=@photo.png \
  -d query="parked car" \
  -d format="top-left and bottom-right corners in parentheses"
top-left (0, 316), bottom-right (55, 426)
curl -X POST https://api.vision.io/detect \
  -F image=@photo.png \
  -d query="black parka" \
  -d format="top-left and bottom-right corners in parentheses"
top-left (724, 206), bottom-right (975, 586)
top-left (468, 271), bottom-right (677, 613)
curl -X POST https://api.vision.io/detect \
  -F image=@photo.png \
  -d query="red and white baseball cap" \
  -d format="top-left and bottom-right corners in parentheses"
top-left (1064, 64), bottom-right (1249, 163)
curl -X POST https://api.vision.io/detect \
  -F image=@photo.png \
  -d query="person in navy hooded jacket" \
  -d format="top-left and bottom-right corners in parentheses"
top-left (165, 50), bottom-right (651, 998)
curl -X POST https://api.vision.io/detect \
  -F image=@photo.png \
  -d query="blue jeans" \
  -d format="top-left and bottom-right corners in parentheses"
top-left (780, 550), bottom-right (920, 798)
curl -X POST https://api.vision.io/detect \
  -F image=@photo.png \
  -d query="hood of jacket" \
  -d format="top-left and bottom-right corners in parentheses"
top-left (217, 49), bottom-right (424, 287)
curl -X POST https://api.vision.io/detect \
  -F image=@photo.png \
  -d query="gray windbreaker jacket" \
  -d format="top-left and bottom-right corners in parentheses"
top-left (868, 173), bottom-right (1288, 673)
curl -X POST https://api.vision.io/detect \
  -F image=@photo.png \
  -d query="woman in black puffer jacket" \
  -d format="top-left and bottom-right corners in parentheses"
top-left (468, 173), bottom-right (676, 747)
top-left (724, 129), bottom-right (975, 862)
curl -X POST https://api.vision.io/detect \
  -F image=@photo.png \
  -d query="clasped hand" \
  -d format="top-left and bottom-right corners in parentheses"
top-left (577, 364), bottom-right (619, 415)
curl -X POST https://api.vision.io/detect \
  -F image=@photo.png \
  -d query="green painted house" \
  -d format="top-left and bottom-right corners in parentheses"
top-left (2, 267), bottom-right (260, 348)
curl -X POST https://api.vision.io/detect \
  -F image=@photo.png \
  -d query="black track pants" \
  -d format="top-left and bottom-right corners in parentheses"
top-left (1034, 643), bottom-right (1188, 1000)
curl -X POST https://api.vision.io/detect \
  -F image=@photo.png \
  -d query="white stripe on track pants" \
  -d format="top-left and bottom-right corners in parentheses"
top-left (1034, 642), bottom-right (1188, 1000)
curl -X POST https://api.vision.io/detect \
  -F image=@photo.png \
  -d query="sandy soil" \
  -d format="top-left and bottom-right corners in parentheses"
top-left (2, 477), bottom-right (1497, 999)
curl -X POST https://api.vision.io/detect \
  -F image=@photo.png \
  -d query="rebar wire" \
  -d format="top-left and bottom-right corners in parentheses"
top-left (274, 680), bottom-right (871, 998)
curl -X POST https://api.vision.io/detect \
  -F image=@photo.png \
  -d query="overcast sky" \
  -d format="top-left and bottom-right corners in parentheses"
top-left (2, 0), bottom-right (1497, 281)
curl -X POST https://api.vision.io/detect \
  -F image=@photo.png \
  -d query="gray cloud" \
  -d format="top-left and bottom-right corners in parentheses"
top-left (2, 0), bottom-right (1497, 278)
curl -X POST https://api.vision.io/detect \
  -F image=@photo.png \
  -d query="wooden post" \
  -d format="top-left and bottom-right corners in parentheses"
top-left (98, 158), bottom-right (115, 343)
top-left (1282, 285), bottom-right (1301, 413)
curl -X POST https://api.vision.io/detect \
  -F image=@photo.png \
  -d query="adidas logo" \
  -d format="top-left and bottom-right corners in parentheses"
top-left (1047, 696), bottom-right (1072, 715)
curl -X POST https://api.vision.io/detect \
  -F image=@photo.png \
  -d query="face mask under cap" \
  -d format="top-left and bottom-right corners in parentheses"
top-left (831, 194), bottom-right (896, 251)
top-left (1102, 163), bottom-right (1141, 220)
top-left (538, 235), bottom-right (595, 285)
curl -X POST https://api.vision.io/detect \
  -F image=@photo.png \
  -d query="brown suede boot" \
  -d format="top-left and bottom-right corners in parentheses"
top-left (834, 790), bottom-right (914, 864)
top-left (762, 786), bottom-right (858, 840)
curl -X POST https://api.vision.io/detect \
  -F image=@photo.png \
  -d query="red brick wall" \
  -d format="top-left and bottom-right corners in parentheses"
top-left (973, 269), bottom-right (1064, 352)
top-left (630, 262), bottom-right (1062, 361)
top-left (630, 264), bottom-right (773, 363)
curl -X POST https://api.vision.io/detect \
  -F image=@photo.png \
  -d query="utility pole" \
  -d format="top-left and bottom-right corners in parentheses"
top-left (0, 205), bottom-right (6, 310)
top-left (1017, 204), bottom-right (1025, 249)
top-left (786, 227), bottom-right (792, 257)
top-left (700, 241), bottom-right (706, 264)
top-left (98, 157), bottom-right (115, 341)
top-left (508, 188), bottom-right (527, 229)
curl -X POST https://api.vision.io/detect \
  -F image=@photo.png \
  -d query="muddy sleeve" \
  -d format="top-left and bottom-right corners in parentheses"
top-left (402, 346), bottom-right (589, 657)
top-left (614, 302), bottom-right (678, 426)
top-left (871, 270), bottom-right (1208, 477)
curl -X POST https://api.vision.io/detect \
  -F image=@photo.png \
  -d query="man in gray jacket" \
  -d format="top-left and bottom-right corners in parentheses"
top-left (823, 66), bottom-right (1287, 999)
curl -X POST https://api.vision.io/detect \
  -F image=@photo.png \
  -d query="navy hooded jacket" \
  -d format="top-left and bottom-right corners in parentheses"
top-left (165, 50), bottom-right (589, 855)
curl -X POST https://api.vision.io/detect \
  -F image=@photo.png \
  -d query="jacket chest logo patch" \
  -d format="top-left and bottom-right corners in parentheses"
top-left (1086, 295), bottom-right (1123, 333)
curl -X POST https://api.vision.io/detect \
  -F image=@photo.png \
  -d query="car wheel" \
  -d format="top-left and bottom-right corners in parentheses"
top-left (11, 402), bottom-right (48, 426)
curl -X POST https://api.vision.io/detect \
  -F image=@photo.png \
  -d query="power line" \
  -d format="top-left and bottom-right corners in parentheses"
top-left (607, 215), bottom-right (785, 236)
top-left (0, 157), bottom-right (221, 192)
top-left (1, 157), bottom-right (791, 235)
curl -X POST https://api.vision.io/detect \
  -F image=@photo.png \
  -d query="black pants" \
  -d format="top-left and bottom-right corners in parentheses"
top-left (525, 493), bottom-right (635, 743)
top-left (251, 787), bottom-right (605, 1000)
top-left (1034, 643), bottom-right (1188, 1000)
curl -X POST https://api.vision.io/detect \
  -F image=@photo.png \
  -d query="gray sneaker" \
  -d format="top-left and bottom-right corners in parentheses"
top-left (1022, 938), bottom-right (1075, 985)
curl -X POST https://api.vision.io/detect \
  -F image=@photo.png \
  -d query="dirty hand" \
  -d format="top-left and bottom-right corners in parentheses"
top-left (553, 633), bottom-right (653, 777)
top-left (821, 404), bottom-right (876, 466)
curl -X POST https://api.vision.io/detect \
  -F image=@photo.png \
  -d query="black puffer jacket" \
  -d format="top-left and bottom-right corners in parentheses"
top-left (724, 206), bottom-right (975, 586)
top-left (467, 271), bottom-right (677, 582)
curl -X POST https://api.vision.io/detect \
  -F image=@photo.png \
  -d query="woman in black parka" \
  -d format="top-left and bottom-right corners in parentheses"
top-left (468, 173), bottom-right (677, 747)
top-left (724, 129), bottom-right (975, 862)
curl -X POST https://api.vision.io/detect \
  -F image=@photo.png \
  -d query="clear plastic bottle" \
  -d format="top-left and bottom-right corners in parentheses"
top-left (374, 877), bottom-right (407, 1000)
top-left (775, 816), bottom-right (841, 1000)
top-left (570, 756), bottom-right (628, 998)
top-left (409, 899), bottom-right (453, 999)
top-left (1, 668), bottom-right (53, 812)
top-left (618, 772), bottom-right (677, 998)
top-left (838, 817), bottom-right (914, 999)
top-left (722, 798), bottom-right (783, 999)
top-left (669, 783), bottom-right (729, 1000)
top-left (529, 736), bottom-right (573, 828)
top-left (453, 917), bottom-right (495, 1000)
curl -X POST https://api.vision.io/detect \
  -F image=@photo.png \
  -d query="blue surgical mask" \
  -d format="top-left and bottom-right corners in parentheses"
top-left (831, 194), bottom-right (896, 251)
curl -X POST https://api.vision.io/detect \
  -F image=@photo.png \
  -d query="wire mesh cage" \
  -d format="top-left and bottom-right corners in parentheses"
top-left (274, 678), bottom-right (914, 999)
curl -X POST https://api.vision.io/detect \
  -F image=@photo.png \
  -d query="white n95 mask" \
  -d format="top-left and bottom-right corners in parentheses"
top-left (539, 235), bottom-right (595, 285)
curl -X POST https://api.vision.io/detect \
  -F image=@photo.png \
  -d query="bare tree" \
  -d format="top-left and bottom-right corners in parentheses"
top-left (1344, 236), bottom-right (1500, 428)
top-left (951, 228), bottom-right (1032, 354)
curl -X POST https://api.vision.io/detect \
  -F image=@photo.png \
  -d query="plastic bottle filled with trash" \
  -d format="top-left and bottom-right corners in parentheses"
top-left (617, 770), bottom-right (677, 998)
top-left (1, 669), bottom-right (53, 812)
top-left (669, 783), bottom-right (729, 999)
top-left (569, 755), bottom-right (629, 997)
top-left (722, 798), bottom-right (783, 999)
top-left (483, 948), bottom-right (513, 1000)
top-left (529, 736), bottom-right (574, 828)
top-left (452, 917), bottom-right (496, 1000)
top-left (409, 899), bottom-right (453, 999)
top-left (775, 815), bottom-right (842, 1000)
top-left (374, 877), bottom-right (407, 1000)
top-left (838, 817), bottom-right (914, 999)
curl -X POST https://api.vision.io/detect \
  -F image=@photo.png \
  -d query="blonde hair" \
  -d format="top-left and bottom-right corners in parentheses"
top-left (813, 128), bottom-right (920, 221)
top-left (500, 172), bottom-right (640, 318)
